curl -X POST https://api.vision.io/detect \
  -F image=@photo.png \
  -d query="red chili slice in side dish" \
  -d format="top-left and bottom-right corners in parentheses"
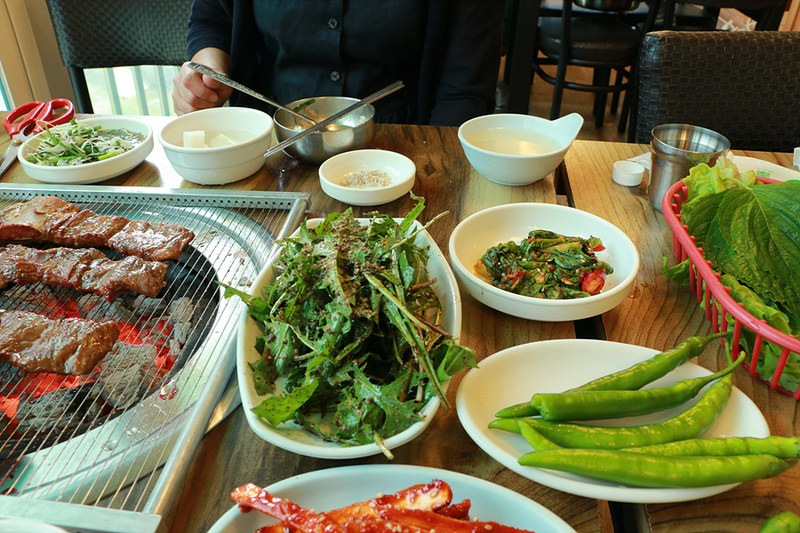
top-left (581, 268), bottom-right (606, 295)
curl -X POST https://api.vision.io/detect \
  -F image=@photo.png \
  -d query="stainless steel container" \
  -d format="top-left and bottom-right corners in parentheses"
top-left (649, 124), bottom-right (730, 211)
top-left (273, 96), bottom-right (375, 165)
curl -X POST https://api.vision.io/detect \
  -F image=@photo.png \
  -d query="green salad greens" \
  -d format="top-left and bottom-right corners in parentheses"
top-left (27, 119), bottom-right (144, 166)
top-left (662, 157), bottom-right (800, 391)
top-left (477, 230), bottom-right (612, 299)
top-left (223, 197), bottom-right (476, 457)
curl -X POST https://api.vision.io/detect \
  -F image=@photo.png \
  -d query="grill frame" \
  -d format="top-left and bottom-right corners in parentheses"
top-left (0, 184), bottom-right (310, 531)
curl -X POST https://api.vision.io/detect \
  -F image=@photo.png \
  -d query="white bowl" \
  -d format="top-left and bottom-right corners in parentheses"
top-left (448, 203), bottom-right (639, 321)
top-left (18, 117), bottom-right (153, 184)
top-left (237, 218), bottom-right (462, 458)
top-left (318, 149), bottom-right (416, 206)
top-left (458, 113), bottom-right (583, 186)
top-left (158, 107), bottom-right (273, 185)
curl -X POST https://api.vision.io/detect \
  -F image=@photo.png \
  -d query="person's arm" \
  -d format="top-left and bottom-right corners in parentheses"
top-left (172, 0), bottom-right (236, 115)
top-left (428, 0), bottom-right (505, 126)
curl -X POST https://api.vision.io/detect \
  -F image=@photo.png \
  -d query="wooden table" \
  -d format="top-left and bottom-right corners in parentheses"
top-left (564, 140), bottom-right (800, 533)
top-left (0, 117), bottom-right (606, 533)
top-left (1, 117), bottom-right (798, 533)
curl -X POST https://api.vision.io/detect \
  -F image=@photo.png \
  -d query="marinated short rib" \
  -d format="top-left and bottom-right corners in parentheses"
top-left (106, 220), bottom-right (195, 262)
top-left (0, 196), bottom-right (195, 261)
top-left (0, 245), bottom-right (168, 301)
top-left (0, 310), bottom-right (119, 375)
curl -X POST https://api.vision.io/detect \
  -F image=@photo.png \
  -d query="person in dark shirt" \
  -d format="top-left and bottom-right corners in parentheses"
top-left (172, 0), bottom-right (505, 126)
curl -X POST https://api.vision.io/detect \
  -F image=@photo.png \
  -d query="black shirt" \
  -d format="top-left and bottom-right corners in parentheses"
top-left (253, 0), bottom-right (425, 123)
top-left (187, 0), bottom-right (504, 126)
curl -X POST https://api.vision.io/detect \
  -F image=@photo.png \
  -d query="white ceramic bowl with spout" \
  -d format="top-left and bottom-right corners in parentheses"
top-left (458, 113), bottom-right (583, 186)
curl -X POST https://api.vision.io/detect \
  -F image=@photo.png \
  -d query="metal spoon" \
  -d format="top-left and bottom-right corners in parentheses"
top-left (187, 62), bottom-right (318, 127)
top-left (263, 80), bottom-right (405, 159)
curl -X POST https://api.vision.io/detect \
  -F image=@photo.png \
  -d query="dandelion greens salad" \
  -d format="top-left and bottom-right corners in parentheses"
top-left (223, 198), bottom-right (477, 457)
top-left (26, 119), bottom-right (144, 166)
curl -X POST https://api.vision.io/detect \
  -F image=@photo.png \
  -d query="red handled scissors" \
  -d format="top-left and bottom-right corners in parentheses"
top-left (0, 98), bottom-right (75, 178)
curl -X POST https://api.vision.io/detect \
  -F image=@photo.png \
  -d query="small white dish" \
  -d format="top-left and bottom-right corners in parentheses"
top-left (612, 160), bottom-right (645, 186)
top-left (318, 149), bottom-right (416, 206)
top-left (458, 113), bottom-right (583, 186)
top-left (18, 116), bottom-right (153, 184)
top-left (448, 203), bottom-right (639, 322)
top-left (456, 339), bottom-right (770, 504)
top-left (236, 218), bottom-right (461, 459)
top-left (158, 107), bottom-right (273, 185)
top-left (207, 464), bottom-right (577, 533)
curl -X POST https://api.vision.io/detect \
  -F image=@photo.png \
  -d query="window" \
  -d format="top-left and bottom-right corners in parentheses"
top-left (85, 65), bottom-right (179, 116)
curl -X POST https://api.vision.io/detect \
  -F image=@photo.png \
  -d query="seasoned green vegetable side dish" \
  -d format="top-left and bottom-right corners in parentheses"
top-left (26, 119), bottom-right (145, 166)
top-left (224, 198), bottom-right (476, 455)
top-left (476, 230), bottom-right (612, 299)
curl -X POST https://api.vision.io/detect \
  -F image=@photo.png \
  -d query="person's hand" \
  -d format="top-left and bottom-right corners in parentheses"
top-left (172, 48), bottom-right (234, 115)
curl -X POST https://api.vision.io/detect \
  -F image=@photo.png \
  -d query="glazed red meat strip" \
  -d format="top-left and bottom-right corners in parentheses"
top-left (0, 196), bottom-right (195, 261)
top-left (0, 245), bottom-right (168, 301)
top-left (0, 196), bottom-right (76, 241)
top-left (43, 208), bottom-right (129, 248)
top-left (107, 220), bottom-right (196, 262)
top-left (0, 309), bottom-right (119, 375)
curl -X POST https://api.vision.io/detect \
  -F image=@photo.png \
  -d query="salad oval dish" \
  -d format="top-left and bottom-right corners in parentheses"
top-left (18, 116), bottom-right (153, 184)
top-left (235, 214), bottom-right (463, 459)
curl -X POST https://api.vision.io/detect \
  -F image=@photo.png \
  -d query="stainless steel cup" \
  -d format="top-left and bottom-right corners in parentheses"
top-left (649, 124), bottom-right (731, 211)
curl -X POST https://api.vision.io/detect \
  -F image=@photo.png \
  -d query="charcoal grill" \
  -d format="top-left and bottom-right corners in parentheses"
top-left (0, 184), bottom-right (310, 532)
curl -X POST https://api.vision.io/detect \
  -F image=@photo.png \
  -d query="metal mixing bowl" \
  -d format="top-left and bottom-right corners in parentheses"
top-left (273, 96), bottom-right (375, 165)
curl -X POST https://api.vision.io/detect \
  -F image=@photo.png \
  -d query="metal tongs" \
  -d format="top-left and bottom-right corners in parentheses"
top-left (263, 80), bottom-right (405, 159)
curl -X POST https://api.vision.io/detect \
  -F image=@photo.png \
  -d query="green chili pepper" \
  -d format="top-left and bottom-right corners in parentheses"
top-left (495, 331), bottom-right (732, 418)
top-left (759, 512), bottom-right (800, 533)
top-left (622, 436), bottom-right (800, 459)
top-left (531, 353), bottom-right (744, 421)
top-left (518, 419), bottom-right (563, 451)
top-left (491, 371), bottom-right (734, 448)
top-left (518, 418), bottom-right (800, 459)
top-left (517, 449), bottom-right (797, 488)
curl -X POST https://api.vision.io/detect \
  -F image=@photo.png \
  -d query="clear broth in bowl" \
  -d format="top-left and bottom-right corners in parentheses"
top-left (467, 128), bottom-right (560, 156)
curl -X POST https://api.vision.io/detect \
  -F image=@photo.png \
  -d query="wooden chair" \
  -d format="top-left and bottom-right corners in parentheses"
top-left (635, 30), bottom-right (800, 150)
top-left (45, 0), bottom-right (192, 113)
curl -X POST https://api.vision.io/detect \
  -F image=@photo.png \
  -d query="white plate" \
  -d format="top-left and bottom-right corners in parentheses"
top-left (18, 116), bottom-right (153, 184)
top-left (236, 218), bottom-right (462, 459)
top-left (456, 339), bottom-right (770, 504)
top-left (207, 464), bottom-right (577, 533)
top-left (448, 203), bottom-right (639, 322)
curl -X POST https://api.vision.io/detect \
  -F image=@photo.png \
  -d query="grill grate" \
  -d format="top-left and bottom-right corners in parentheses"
top-left (0, 184), bottom-right (309, 531)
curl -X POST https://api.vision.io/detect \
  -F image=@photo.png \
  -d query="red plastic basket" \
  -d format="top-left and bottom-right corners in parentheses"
top-left (662, 177), bottom-right (800, 399)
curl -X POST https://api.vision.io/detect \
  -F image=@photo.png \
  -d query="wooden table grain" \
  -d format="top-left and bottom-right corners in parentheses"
top-left (563, 140), bottom-right (800, 533)
top-left (0, 116), bottom-right (613, 533)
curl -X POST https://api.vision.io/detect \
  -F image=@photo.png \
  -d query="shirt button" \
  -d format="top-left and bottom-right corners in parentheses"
top-left (330, 71), bottom-right (341, 82)
top-left (327, 18), bottom-right (339, 29)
